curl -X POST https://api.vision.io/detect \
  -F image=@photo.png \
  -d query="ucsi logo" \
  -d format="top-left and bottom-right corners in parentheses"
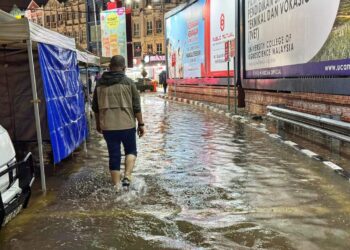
top-left (220, 13), bottom-right (225, 31)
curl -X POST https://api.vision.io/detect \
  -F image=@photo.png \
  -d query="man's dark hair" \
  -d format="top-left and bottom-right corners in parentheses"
top-left (110, 55), bottom-right (126, 69)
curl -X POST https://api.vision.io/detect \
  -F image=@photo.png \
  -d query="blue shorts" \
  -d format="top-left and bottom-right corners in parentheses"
top-left (103, 128), bottom-right (137, 171)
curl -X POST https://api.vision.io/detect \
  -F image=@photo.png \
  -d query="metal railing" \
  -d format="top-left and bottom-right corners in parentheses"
top-left (267, 105), bottom-right (350, 143)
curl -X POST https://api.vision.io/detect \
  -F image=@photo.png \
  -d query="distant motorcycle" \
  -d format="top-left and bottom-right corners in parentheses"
top-left (0, 125), bottom-right (35, 227)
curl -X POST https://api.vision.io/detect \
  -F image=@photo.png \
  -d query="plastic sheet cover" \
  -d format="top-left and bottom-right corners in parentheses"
top-left (38, 43), bottom-right (87, 164)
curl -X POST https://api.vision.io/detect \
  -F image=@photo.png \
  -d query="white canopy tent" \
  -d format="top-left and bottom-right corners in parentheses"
top-left (0, 10), bottom-right (100, 64)
top-left (0, 10), bottom-right (96, 193)
top-left (0, 10), bottom-right (75, 50)
top-left (77, 50), bottom-right (100, 66)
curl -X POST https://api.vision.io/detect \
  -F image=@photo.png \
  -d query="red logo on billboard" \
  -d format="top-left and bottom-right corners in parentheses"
top-left (220, 14), bottom-right (225, 32)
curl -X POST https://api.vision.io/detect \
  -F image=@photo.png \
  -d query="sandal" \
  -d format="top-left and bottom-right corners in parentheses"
top-left (122, 177), bottom-right (131, 188)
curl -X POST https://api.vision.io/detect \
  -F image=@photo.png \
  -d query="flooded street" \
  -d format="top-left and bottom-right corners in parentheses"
top-left (1, 94), bottom-right (350, 250)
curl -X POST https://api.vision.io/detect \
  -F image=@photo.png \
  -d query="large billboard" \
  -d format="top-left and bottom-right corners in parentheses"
top-left (245, 0), bottom-right (350, 78)
top-left (166, 0), bottom-right (236, 81)
top-left (166, 0), bottom-right (206, 79)
top-left (207, 0), bottom-right (235, 76)
top-left (100, 8), bottom-right (127, 59)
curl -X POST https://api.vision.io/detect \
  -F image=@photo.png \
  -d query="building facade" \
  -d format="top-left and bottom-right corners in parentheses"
top-left (25, 0), bottom-right (88, 49)
top-left (24, 0), bottom-right (183, 60)
top-left (86, 0), bottom-right (184, 63)
top-left (25, 0), bottom-right (44, 25)
top-left (129, 0), bottom-right (184, 64)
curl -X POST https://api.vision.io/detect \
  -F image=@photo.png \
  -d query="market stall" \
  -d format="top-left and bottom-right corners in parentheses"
top-left (0, 10), bottom-right (88, 192)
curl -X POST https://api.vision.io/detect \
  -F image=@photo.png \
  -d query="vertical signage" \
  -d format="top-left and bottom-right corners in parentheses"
top-left (230, 40), bottom-right (235, 58)
top-left (208, 0), bottom-right (235, 76)
top-left (100, 8), bottom-right (127, 59)
top-left (225, 41), bottom-right (229, 62)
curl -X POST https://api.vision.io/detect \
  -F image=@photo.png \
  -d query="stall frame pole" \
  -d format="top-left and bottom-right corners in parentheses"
top-left (27, 39), bottom-right (46, 193)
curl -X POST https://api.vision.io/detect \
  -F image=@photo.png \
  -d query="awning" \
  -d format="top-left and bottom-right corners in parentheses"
top-left (0, 10), bottom-right (75, 50)
top-left (77, 50), bottom-right (100, 65)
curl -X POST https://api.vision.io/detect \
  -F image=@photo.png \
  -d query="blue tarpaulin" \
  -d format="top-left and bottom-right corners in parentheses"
top-left (38, 43), bottom-right (88, 164)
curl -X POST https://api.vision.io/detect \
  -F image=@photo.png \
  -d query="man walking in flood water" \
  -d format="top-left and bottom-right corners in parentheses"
top-left (92, 55), bottom-right (145, 192)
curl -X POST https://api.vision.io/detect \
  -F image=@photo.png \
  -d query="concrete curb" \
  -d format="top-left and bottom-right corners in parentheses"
top-left (159, 94), bottom-right (350, 182)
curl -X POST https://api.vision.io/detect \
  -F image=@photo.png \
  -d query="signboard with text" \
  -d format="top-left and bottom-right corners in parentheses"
top-left (245, 0), bottom-right (350, 78)
top-left (144, 55), bottom-right (166, 64)
top-left (100, 8), bottom-right (127, 59)
top-left (207, 0), bottom-right (235, 76)
top-left (225, 41), bottom-right (229, 62)
top-left (165, 0), bottom-right (236, 81)
top-left (166, 0), bottom-right (205, 79)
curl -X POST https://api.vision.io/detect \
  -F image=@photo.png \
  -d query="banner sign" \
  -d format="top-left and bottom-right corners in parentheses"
top-left (225, 41), bottom-right (229, 62)
top-left (165, 0), bottom-right (236, 81)
top-left (230, 40), bottom-right (235, 58)
top-left (244, 0), bottom-right (350, 78)
top-left (100, 8), bottom-right (127, 59)
top-left (166, 0), bottom-right (205, 79)
top-left (208, 0), bottom-right (235, 76)
top-left (144, 55), bottom-right (166, 63)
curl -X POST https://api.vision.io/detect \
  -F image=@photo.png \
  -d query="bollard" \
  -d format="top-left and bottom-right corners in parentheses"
top-left (152, 81), bottom-right (157, 92)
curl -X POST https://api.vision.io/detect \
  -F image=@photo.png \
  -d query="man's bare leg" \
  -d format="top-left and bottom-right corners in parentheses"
top-left (124, 154), bottom-right (136, 180)
top-left (110, 170), bottom-right (121, 186)
top-left (122, 155), bottom-right (136, 190)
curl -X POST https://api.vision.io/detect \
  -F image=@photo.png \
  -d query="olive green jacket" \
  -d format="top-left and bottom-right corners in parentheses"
top-left (92, 71), bottom-right (141, 131)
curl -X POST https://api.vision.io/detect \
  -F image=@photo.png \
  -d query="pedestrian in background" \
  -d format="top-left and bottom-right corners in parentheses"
top-left (92, 55), bottom-right (145, 192)
top-left (88, 75), bottom-right (93, 95)
top-left (159, 70), bottom-right (168, 94)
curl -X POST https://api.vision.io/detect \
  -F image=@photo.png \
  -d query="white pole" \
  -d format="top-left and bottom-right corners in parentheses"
top-left (85, 63), bottom-right (92, 132)
top-left (84, 63), bottom-right (90, 156)
top-left (92, 0), bottom-right (100, 57)
top-left (26, 39), bottom-right (47, 193)
top-left (83, 140), bottom-right (88, 155)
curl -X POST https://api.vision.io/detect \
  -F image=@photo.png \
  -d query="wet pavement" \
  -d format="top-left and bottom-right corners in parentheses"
top-left (1, 94), bottom-right (350, 250)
